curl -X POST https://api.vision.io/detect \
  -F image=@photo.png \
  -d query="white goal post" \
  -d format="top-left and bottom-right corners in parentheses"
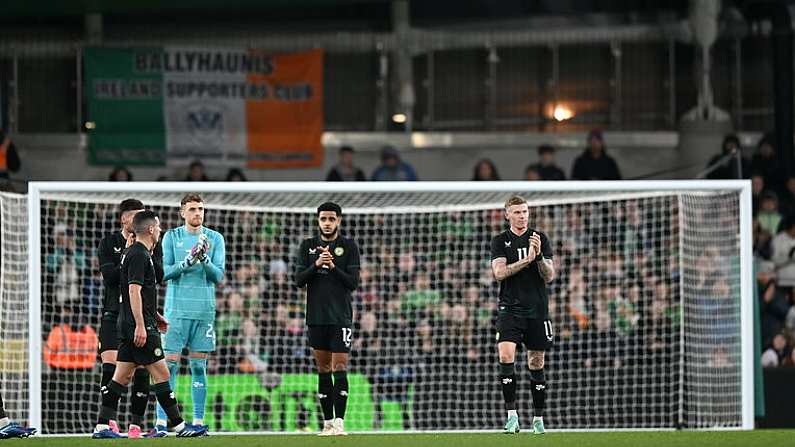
top-left (13, 180), bottom-right (754, 433)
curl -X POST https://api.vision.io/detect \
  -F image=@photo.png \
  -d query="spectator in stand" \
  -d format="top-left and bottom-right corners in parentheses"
top-left (571, 129), bottom-right (621, 180)
top-left (527, 145), bottom-right (566, 180)
top-left (761, 333), bottom-right (790, 368)
top-left (751, 133), bottom-right (785, 193)
top-left (326, 146), bottom-right (366, 181)
top-left (751, 174), bottom-right (765, 215)
top-left (783, 346), bottom-right (795, 367)
top-left (778, 176), bottom-right (795, 219)
top-left (186, 159), bottom-right (210, 181)
top-left (108, 166), bottom-right (133, 181)
top-left (525, 166), bottom-right (541, 181)
top-left (0, 129), bottom-right (21, 182)
top-left (471, 158), bottom-right (500, 181)
top-left (786, 292), bottom-right (795, 341)
top-left (757, 190), bottom-right (783, 236)
top-left (704, 134), bottom-right (750, 179)
top-left (772, 216), bottom-right (795, 292)
top-left (225, 168), bottom-right (247, 181)
top-left (43, 304), bottom-right (98, 370)
top-left (371, 146), bottom-right (418, 181)
top-left (757, 262), bottom-right (790, 346)
top-left (45, 224), bottom-right (86, 306)
top-left (754, 218), bottom-right (773, 260)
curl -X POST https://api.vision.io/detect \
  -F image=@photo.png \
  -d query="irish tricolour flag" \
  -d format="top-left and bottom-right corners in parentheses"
top-left (86, 47), bottom-right (323, 168)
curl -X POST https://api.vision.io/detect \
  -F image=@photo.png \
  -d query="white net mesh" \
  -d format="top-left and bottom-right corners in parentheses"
top-left (0, 192), bottom-right (30, 426)
top-left (679, 192), bottom-right (743, 428)
top-left (16, 185), bottom-right (747, 433)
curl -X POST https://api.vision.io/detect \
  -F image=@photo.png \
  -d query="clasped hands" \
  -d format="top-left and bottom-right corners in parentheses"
top-left (314, 246), bottom-right (336, 269)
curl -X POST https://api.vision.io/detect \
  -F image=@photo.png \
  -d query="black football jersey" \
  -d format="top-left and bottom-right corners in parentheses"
top-left (294, 234), bottom-right (361, 326)
top-left (490, 228), bottom-right (554, 319)
top-left (99, 232), bottom-right (163, 315)
top-left (118, 242), bottom-right (159, 338)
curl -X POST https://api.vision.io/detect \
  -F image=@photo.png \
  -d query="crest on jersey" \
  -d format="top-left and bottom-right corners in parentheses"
top-left (334, 247), bottom-right (344, 256)
top-left (154, 348), bottom-right (162, 357)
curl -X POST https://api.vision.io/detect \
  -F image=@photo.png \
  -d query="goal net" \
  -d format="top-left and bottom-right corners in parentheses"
top-left (3, 181), bottom-right (752, 434)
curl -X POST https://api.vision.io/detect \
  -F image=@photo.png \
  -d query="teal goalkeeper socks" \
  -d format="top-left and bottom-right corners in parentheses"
top-left (189, 358), bottom-right (208, 422)
top-left (156, 359), bottom-right (180, 424)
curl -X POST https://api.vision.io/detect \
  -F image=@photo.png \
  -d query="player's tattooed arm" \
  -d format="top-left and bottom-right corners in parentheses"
top-left (537, 257), bottom-right (556, 284)
top-left (530, 232), bottom-right (555, 283)
top-left (491, 255), bottom-right (533, 281)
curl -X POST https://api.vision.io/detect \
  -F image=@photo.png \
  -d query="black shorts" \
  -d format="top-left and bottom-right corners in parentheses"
top-left (496, 314), bottom-right (554, 351)
top-left (117, 333), bottom-right (165, 366)
top-left (307, 325), bottom-right (352, 353)
top-left (98, 313), bottom-right (119, 354)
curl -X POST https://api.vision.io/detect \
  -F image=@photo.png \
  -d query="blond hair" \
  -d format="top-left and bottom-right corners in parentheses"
top-left (504, 195), bottom-right (527, 209)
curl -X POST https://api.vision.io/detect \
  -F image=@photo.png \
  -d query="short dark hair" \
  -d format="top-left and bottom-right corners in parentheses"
top-left (109, 166), bottom-right (133, 181)
top-left (132, 210), bottom-right (158, 234)
top-left (722, 134), bottom-right (741, 152)
top-left (317, 201), bottom-right (342, 216)
top-left (538, 144), bottom-right (555, 155)
top-left (119, 198), bottom-right (145, 216)
top-left (339, 145), bottom-right (354, 154)
top-left (181, 193), bottom-right (204, 206)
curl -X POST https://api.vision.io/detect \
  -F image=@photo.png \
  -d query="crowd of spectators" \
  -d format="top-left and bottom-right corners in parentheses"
top-left (106, 129), bottom-right (622, 184)
top-left (749, 134), bottom-right (795, 369)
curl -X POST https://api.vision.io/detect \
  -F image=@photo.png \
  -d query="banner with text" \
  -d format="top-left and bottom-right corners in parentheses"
top-left (85, 47), bottom-right (324, 168)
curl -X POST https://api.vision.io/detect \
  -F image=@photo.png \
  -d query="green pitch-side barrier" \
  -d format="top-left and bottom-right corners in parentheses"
top-left (173, 373), bottom-right (410, 432)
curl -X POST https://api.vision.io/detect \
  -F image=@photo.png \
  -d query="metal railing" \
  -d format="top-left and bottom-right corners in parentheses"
top-left (0, 18), bottom-right (776, 135)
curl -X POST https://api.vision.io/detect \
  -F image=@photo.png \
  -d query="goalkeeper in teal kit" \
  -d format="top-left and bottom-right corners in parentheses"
top-left (154, 193), bottom-right (225, 434)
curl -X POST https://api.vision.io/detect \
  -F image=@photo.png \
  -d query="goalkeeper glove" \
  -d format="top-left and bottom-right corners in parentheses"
top-left (179, 252), bottom-right (198, 269)
top-left (196, 236), bottom-right (210, 263)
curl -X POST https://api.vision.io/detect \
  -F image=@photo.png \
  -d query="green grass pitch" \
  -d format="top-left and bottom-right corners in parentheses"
top-left (7, 431), bottom-right (795, 447)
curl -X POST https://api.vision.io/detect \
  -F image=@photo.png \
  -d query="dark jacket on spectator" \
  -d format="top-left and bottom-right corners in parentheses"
top-left (704, 153), bottom-right (750, 179)
top-left (705, 135), bottom-right (750, 179)
top-left (326, 164), bottom-right (366, 181)
top-left (752, 153), bottom-right (786, 193)
top-left (527, 163), bottom-right (566, 181)
top-left (571, 149), bottom-right (621, 180)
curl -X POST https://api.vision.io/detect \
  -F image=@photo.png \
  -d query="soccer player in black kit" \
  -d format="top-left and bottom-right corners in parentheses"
top-left (97, 199), bottom-right (163, 437)
top-left (490, 196), bottom-right (556, 435)
top-left (294, 202), bottom-right (360, 436)
top-left (92, 210), bottom-right (207, 439)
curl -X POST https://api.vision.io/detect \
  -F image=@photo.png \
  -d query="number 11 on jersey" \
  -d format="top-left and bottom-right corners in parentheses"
top-left (517, 247), bottom-right (529, 260)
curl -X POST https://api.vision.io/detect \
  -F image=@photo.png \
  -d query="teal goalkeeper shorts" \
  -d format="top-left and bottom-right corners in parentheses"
top-left (163, 318), bottom-right (216, 354)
